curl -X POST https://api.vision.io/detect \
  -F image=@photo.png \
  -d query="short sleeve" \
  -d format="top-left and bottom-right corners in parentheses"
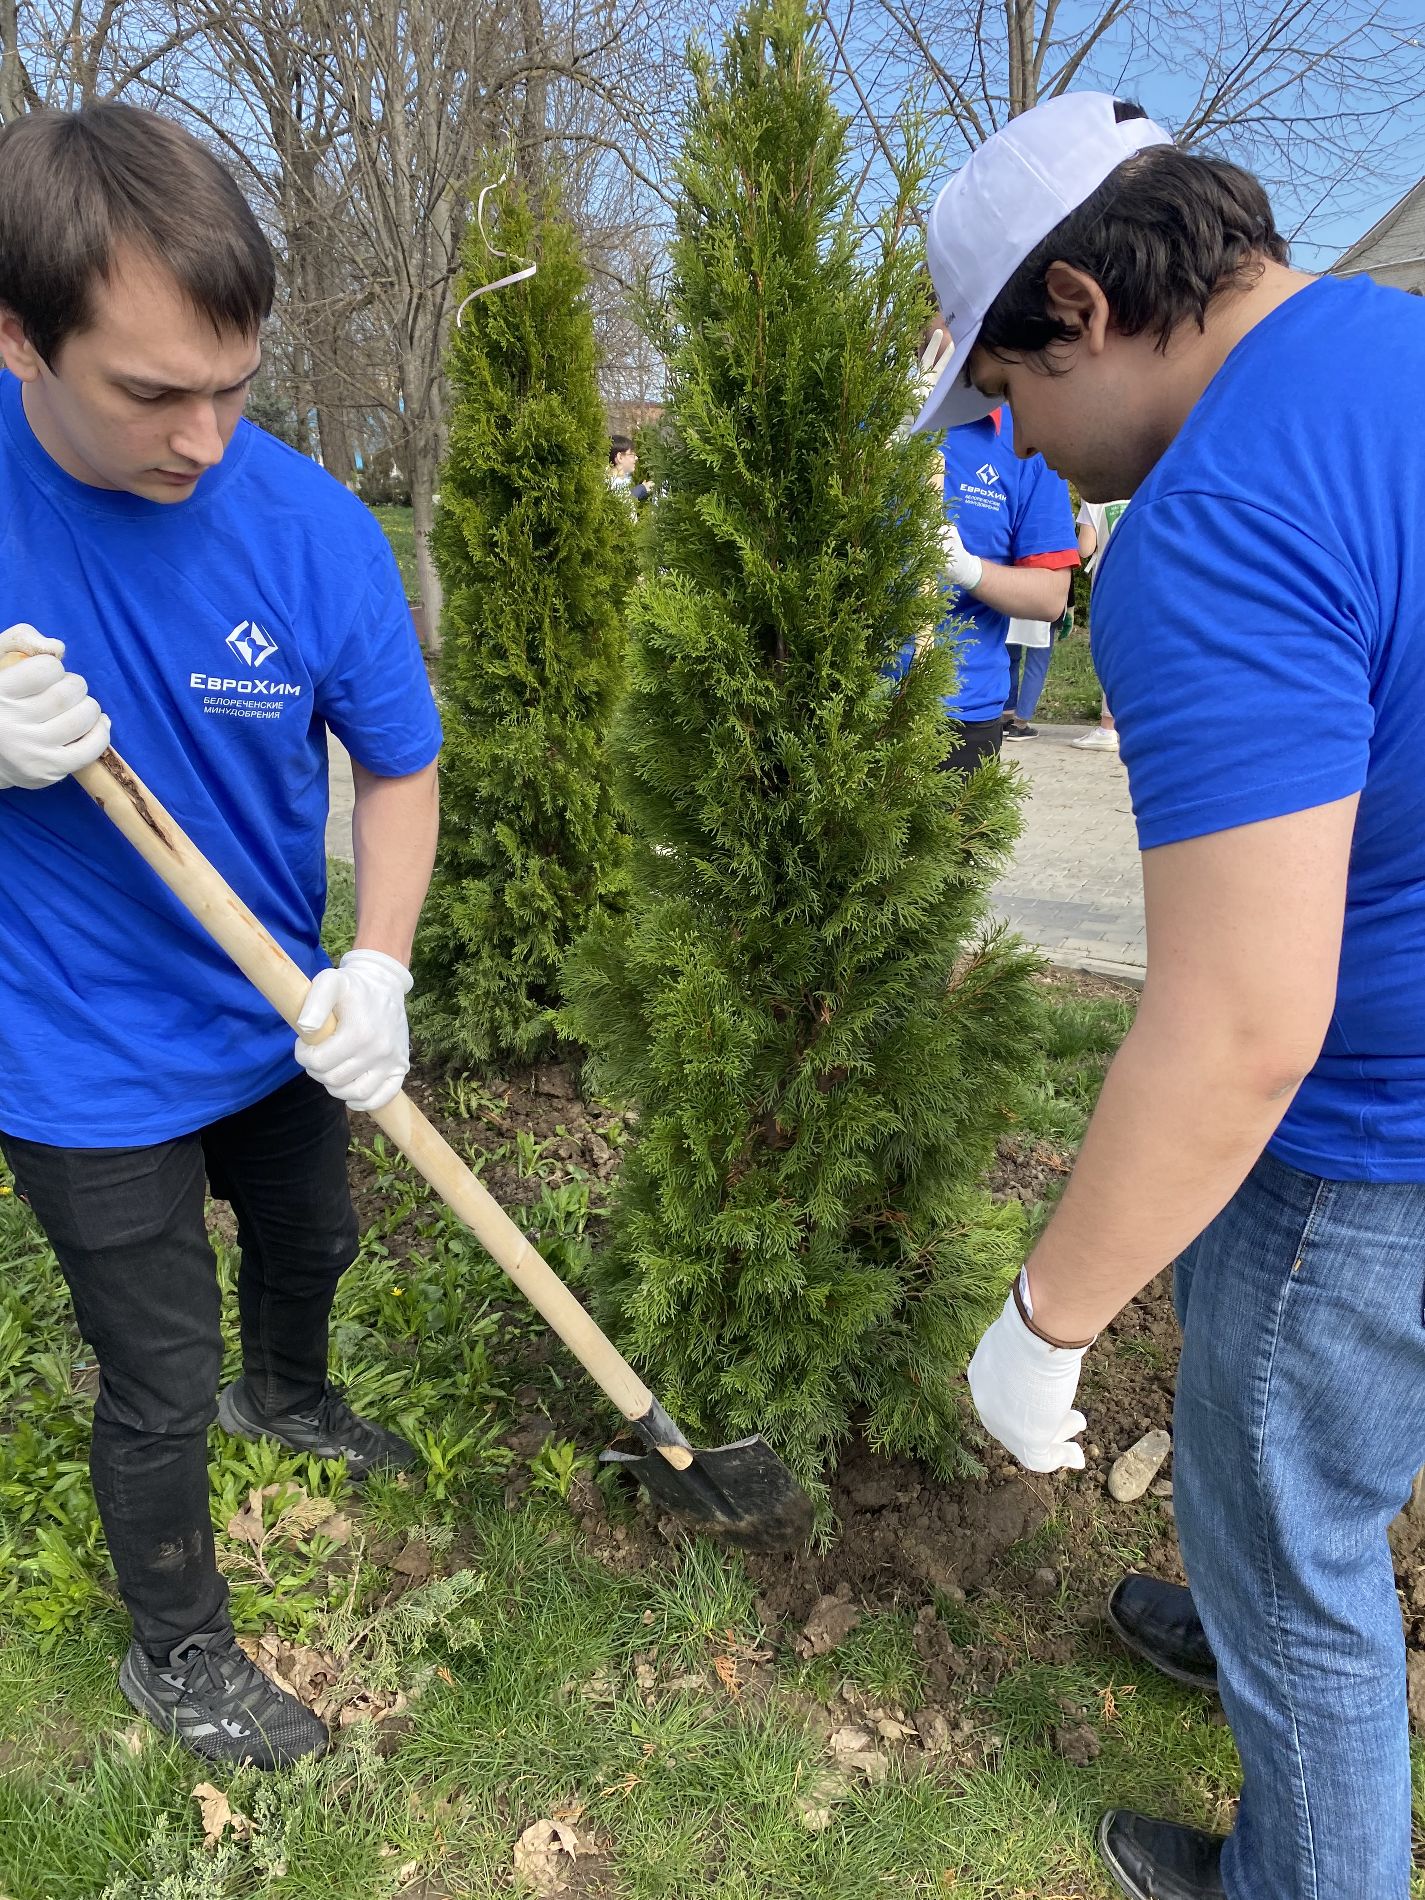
top-left (1010, 460), bottom-right (1077, 564)
top-left (316, 537), bottom-right (443, 776)
top-left (1095, 491), bottom-right (1373, 849)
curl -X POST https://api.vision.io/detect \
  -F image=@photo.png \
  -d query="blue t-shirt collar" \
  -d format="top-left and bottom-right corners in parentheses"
top-left (0, 367), bottom-right (250, 519)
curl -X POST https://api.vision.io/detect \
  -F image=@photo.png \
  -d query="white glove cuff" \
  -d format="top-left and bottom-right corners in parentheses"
top-left (341, 947), bottom-right (413, 994)
top-left (0, 625), bottom-right (64, 662)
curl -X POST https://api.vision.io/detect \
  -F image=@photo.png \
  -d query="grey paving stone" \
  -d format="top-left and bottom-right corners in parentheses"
top-left (990, 723), bottom-right (1144, 974)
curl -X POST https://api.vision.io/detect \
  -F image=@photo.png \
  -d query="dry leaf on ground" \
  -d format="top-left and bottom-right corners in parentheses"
top-left (512, 1816), bottom-right (598, 1895)
top-left (234, 1629), bottom-right (409, 1728)
top-left (191, 1781), bottom-right (252, 1849)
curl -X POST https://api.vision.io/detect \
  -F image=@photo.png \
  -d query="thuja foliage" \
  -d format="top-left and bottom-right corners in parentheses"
top-left (413, 177), bottom-right (635, 1067)
top-left (562, 0), bottom-right (1040, 1498)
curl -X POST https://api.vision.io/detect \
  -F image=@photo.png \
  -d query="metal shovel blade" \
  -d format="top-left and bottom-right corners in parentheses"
top-left (601, 1404), bottom-right (814, 1554)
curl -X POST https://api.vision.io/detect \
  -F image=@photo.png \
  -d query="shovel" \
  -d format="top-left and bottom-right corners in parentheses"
top-left (6, 660), bottom-right (813, 1552)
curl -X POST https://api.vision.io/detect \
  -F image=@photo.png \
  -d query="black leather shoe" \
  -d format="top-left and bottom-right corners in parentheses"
top-left (1098, 1811), bottom-right (1227, 1899)
top-left (1107, 1574), bottom-right (1219, 1693)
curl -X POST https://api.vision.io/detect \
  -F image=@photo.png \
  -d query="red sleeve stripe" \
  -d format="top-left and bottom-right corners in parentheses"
top-left (1014, 549), bottom-right (1080, 570)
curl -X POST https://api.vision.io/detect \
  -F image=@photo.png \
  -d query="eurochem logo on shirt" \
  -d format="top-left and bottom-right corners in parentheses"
top-left (226, 619), bottom-right (278, 670)
top-left (960, 465), bottom-right (1007, 513)
top-left (189, 619), bottom-right (302, 721)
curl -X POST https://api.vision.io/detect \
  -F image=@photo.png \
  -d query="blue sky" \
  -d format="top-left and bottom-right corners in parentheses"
top-left (1123, 67), bottom-right (1424, 270)
top-left (822, 2), bottom-right (1425, 273)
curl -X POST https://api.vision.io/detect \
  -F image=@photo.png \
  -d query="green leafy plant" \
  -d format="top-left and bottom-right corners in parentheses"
top-left (412, 173), bottom-right (636, 1067)
top-left (563, 0), bottom-right (1039, 1499)
top-left (527, 1435), bottom-right (588, 1502)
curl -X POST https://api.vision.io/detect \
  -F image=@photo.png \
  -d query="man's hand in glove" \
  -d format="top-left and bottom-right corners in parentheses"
top-left (939, 522), bottom-right (984, 594)
top-left (0, 625), bottom-right (111, 791)
top-left (295, 949), bottom-right (412, 1114)
top-left (967, 1275), bottom-right (1092, 1473)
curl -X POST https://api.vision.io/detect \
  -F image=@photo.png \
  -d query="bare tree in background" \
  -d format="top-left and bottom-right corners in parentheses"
top-left (173, 0), bottom-right (684, 645)
top-left (0, 0), bottom-right (216, 123)
top-left (5, 0), bottom-right (684, 645)
top-left (815, 0), bottom-right (1425, 247)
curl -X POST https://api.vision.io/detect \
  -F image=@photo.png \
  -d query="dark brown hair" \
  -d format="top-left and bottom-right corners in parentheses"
top-left (0, 103), bottom-right (275, 362)
top-left (976, 101), bottom-right (1289, 365)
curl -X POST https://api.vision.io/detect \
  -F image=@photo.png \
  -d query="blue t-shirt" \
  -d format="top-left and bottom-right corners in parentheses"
top-left (898, 411), bottom-right (1076, 724)
top-left (1094, 275), bottom-right (1425, 1182)
top-left (0, 371), bottom-right (442, 1146)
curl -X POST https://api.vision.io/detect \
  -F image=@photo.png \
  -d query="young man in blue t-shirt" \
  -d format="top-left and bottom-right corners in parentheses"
top-left (917, 92), bottom-right (1425, 1900)
top-left (907, 325), bottom-right (1078, 769)
top-left (0, 106), bottom-right (442, 1768)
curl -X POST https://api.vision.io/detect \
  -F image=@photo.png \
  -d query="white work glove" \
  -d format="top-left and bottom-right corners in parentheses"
top-left (940, 522), bottom-right (984, 594)
top-left (294, 949), bottom-right (412, 1114)
top-left (0, 625), bottom-right (111, 791)
top-left (967, 1275), bottom-right (1091, 1473)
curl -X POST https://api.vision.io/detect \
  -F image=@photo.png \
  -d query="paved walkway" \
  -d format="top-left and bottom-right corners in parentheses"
top-left (990, 722), bottom-right (1144, 983)
top-left (326, 733), bottom-right (357, 864)
top-left (325, 720), bottom-right (1145, 982)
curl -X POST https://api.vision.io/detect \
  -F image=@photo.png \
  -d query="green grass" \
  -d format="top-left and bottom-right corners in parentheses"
top-left (1013, 974), bottom-right (1137, 1153)
top-left (3, 966), bottom-right (1422, 1896)
top-left (0, 1498), bottom-right (1250, 1900)
top-left (1037, 632), bottom-right (1103, 725)
top-left (371, 504), bottom-right (417, 599)
top-left (322, 856), bottom-right (356, 962)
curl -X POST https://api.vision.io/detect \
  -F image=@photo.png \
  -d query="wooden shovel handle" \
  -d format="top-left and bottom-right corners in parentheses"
top-left (0, 660), bottom-right (686, 1462)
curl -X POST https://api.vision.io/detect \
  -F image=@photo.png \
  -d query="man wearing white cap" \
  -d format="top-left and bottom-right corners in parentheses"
top-left (918, 92), bottom-right (1425, 1900)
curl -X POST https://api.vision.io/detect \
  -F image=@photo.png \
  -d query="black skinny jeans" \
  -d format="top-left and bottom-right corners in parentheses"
top-left (1, 1074), bottom-right (358, 1660)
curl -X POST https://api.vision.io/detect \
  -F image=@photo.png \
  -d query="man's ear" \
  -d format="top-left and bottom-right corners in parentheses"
top-left (1042, 262), bottom-right (1112, 355)
top-left (0, 308), bottom-right (43, 382)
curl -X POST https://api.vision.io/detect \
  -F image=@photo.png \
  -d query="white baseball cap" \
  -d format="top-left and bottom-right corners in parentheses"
top-left (913, 93), bottom-right (1173, 436)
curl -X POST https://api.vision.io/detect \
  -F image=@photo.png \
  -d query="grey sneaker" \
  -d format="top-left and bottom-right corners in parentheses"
top-left (119, 1627), bottom-right (328, 1769)
top-left (218, 1377), bottom-right (418, 1480)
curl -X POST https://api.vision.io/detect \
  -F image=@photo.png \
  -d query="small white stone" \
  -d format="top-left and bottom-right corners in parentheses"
top-left (1108, 1429), bottom-right (1172, 1503)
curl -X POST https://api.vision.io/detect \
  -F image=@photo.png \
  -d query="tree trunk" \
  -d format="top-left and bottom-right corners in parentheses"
top-left (314, 392), bottom-right (357, 488)
top-left (0, 0), bottom-right (26, 123)
top-left (518, 0), bottom-right (549, 195)
top-left (410, 435), bottom-right (444, 656)
top-left (284, 133), bottom-right (359, 487)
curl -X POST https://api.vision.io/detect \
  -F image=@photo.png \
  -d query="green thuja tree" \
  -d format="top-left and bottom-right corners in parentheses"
top-left (412, 177), bottom-right (635, 1067)
top-left (563, 0), bottom-right (1042, 1499)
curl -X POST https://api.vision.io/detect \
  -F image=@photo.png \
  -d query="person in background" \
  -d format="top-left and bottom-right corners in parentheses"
top-left (607, 433), bottom-right (649, 507)
top-left (1071, 497), bottom-right (1129, 752)
top-left (896, 319), bottom-right (1079, 771)
top-left (1002, 612), bottom-right (1055, 738)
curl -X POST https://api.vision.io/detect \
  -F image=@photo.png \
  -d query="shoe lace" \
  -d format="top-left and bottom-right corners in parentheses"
top-left (310, 1380), bottom-right (370, 1444)
top-left (172, 1633), bottom-right (263, 1704)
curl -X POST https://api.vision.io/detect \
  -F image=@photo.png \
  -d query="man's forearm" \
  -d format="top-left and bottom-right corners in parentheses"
top-left (1024, 1006), bottom-right (1304, 1344)
top-left (966, 558), bottom-right (1071, 621)
top-left (350, 759), bottom-right (439, 965)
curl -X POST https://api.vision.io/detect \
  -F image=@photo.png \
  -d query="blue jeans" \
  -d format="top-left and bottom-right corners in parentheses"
top-left (1006, 642), bottom-right (1052, 720)
top-left (1174, 1150), bottom-right (1425, 1899)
